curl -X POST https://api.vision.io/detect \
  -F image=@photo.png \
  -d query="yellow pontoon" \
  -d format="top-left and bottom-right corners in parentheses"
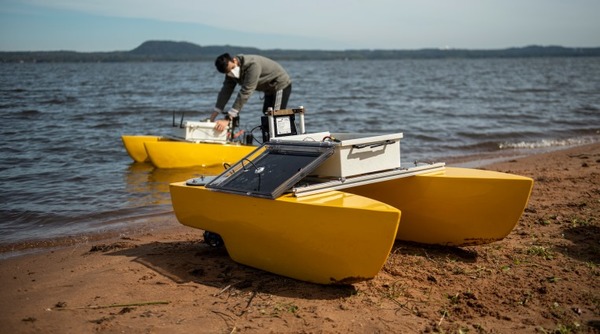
top-left (170, 183), bottom-right (401, 284)
top-left (121, 135), bottom-right (164, 163)
top-left (144, 141), bottom-right (255, 169)
top-left (345, 167), bottom-right (533, 246)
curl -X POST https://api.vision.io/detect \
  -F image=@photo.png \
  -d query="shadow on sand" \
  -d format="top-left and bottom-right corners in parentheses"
top-left (104, 239), bottom-right (357, 300)
top-left (98, 235), bottom-right (480, 301)
top-left (559, 224), bottom-right (600, 263)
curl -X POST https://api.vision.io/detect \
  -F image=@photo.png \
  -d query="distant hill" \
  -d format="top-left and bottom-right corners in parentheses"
top-left (2, 40), bottom-right (599, 63)
top-left (129, 40), bottom-right (261, 57)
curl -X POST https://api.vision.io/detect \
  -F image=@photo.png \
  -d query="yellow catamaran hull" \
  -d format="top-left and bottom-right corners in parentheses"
top-left (121, 135), bottom-right (164, 163)
top-left (345, 167), bottom-right (534, 246)
top-left (121, 135), bottom-right (255, 169)
top-left (145, 141), bottom-right (256, 169)
top-left (169, 183), bottom-right (401, 284)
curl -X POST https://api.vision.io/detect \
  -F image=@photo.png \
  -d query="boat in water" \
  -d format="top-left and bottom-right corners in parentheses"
top-left (121, 117), bottom-right (254, 168)
top-left (169, 123), bottom-right (534, 284)
top-left (122, 108), bottom-right (309, 169)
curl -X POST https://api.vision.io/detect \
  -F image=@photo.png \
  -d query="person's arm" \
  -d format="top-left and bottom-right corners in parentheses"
top-left (211, 77), bottom-right (237, 121)
top-left (209, 110), bottom-right (220, 122)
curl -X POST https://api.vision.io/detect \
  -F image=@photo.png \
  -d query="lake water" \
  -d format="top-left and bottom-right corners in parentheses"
top-left (1, 58), bottom-right (599, 249)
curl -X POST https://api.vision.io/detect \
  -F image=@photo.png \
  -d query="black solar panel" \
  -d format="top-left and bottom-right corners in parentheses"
top-left (206, 141), bottom-right (335, 199)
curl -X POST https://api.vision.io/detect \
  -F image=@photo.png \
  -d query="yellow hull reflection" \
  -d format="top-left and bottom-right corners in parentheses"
top-left (169, 182), bottom-right (401, 284)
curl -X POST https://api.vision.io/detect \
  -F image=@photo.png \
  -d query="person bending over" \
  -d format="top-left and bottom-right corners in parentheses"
top-left (210, 53), bottom-right (292, 132)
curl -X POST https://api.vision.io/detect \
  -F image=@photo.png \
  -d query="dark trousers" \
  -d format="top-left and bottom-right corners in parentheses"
top-left (262, 84), bottom-right (292, 114)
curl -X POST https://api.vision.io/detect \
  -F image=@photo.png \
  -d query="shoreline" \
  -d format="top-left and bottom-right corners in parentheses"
top-left (0, 142), bottom-right (598, 333)
top-left (0, 141), bottom-right (597, 258)
top-left (443, 141), bottom-right (600, 168)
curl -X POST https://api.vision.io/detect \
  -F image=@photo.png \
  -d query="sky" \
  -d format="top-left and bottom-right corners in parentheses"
top-left (1, 0), bottom-right (599, 52)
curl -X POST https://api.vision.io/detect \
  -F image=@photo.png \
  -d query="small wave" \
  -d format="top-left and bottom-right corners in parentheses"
top-left (318, 109), bottom-right (346, 116)
top-left (91, 123), bottom-right (118, 129)
top-left (0, 209), bottom-right (64, 230)
top-left (0, 109), bottom-right (43, 119)
top-left (499, 136), bottom-right (600, 149)
top-left (411, 133), bottom-right (446, 143)
top-left (18, 109), bottom-right (41, 115)
top-left (43, 96), bottom-right (78, 105)
top-left (505, 88), bottom-right (553, 94)
top-left (0, 88), bottom-right (27, 93)
top-left (0, 206), bottom-right (171, 246)
top-left (458, 141), bottom-right (503, 151)
top-left (573, 105), bottom-right (599, 114)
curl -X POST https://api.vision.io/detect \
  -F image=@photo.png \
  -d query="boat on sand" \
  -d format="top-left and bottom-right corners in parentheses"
top-left (171, 181), bottom-right (401, 284)
top-left (169, 128), bottom-right (533, 284)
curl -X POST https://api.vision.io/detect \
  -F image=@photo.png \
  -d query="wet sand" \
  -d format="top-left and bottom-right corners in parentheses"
top-left (1, 143), bottom-right (598, 333)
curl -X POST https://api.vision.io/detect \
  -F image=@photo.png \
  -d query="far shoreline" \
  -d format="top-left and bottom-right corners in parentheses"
top-left (3, 43), bottom-right (600, 63)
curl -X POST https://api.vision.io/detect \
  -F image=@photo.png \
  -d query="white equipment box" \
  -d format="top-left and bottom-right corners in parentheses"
top-left (312, 133), bottom-right (403, 178)
top-left (174, 121), bottom-right (228, 143)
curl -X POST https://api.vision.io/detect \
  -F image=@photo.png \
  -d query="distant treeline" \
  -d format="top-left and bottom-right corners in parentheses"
top-left (2, 40), bottom-right (600, 63)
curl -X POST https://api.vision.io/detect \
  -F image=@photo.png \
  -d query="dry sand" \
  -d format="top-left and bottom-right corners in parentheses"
top-left (1, 143), bottom-right (598, 333)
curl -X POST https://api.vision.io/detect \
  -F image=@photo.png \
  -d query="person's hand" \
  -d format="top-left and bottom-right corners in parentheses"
top-left (214, 119), bottom-right (230, 132)
top-left (209, 111), bottom-right (220, 122)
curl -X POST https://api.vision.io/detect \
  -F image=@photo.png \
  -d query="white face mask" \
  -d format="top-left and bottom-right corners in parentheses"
top-left (227, 66), bottom-right (240, 79)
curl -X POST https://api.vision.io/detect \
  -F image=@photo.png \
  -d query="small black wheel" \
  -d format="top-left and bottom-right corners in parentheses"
top-left (203, 231), bottom-right (224, 247)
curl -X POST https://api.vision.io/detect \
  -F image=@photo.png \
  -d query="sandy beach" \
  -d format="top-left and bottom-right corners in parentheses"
top-left (1, 143), bottom-right (598, 333)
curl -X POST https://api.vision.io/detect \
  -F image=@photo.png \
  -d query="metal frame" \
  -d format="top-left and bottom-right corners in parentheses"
top-left (292, 162), bottom-right (446, 197)
top-left (266, 107), bottom-right (306, 140)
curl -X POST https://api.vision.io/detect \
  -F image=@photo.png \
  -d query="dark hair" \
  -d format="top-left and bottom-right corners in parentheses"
top-left (215, 53), bottom-right (233, 73)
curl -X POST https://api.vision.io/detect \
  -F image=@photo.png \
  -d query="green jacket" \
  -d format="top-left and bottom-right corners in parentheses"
top-left (215, 54), bottom-right (291, 112)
